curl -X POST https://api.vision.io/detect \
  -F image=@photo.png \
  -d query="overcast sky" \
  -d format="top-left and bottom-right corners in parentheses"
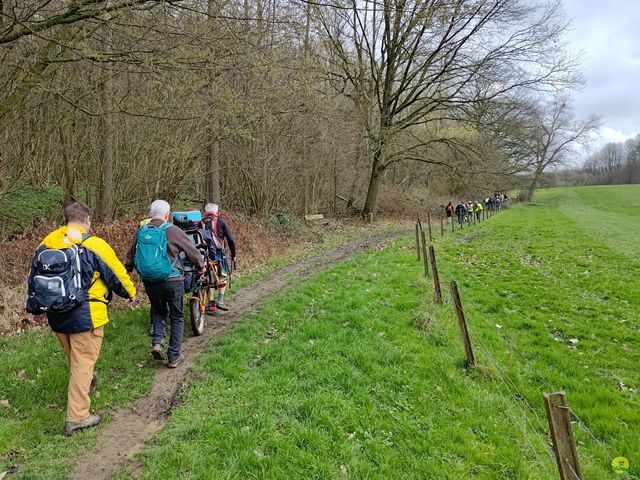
top-left (563, 0), bottom-right (640, 153)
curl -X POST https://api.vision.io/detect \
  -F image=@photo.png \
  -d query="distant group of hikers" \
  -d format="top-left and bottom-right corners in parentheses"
top-left (445, 193), bottom-right (509, 225)
top-left (26, 200), bottom-right (235, 436)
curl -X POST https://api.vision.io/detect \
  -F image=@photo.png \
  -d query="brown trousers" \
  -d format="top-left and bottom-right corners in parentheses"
top-left (55, 327), bottom-right (104, 422)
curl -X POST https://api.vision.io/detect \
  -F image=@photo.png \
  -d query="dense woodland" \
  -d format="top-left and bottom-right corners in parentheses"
top-left (0, 0), bottom-right (604, 224)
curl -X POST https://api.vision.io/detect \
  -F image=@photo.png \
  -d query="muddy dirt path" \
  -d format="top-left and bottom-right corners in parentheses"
top-left (71, 231), bottom-right (403, 480)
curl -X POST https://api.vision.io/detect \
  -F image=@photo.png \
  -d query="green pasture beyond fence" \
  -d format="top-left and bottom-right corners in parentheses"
top-left (412, 193), bottom-right (632, 480)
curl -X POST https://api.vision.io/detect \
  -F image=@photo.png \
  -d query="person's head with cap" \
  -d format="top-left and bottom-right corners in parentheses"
top-left (204, 203), bottom-right (219, 217)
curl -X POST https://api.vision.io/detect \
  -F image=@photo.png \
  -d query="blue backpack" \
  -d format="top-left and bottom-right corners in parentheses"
top-left (26, 234), bottom-right (91, 314)
top-left (134, 223), bottom-right (179, 282)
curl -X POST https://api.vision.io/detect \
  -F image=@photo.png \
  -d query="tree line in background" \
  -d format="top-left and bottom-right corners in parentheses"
top-left (0, 0), bottom-right (599, 225)
top-left (543, 134), bottom-right (640, 188)
top-left (582, 135), bottom-right (640, 184)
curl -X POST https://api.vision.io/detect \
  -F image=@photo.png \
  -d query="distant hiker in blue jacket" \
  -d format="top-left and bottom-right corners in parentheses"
top-left (454, 201), bottom-right (467, 225)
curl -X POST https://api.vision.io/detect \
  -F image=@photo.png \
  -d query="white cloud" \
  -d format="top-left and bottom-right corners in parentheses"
top-left (598, 126), bottom-right (633, 145)
top-left (574, 127), bottom-right (632, 165)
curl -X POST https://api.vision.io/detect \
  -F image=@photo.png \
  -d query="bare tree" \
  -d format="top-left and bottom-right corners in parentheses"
top-left (520, 96), bottom-right (599, 199)
top-left (313, 0), bottom-right (578, 218)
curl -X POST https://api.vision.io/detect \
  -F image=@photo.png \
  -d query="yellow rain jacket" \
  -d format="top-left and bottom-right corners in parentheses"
top-left (36, 226), bottom-right (136, 333)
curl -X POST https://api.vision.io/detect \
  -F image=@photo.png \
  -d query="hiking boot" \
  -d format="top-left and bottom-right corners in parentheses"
top-left (64, 414), bottom-right (101, 436)
top-left (205, 301), bottom-right (217, 314)
top-left (216, 302), bottom-right (229, 312)
top-left (167, 355), bottom-right (183, 369)
top-left (89, 373), bottom-right (99, 396)
top-left (151, 344), bottom-right (167, 361)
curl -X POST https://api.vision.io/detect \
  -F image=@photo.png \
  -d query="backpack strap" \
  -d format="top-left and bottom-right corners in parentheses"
top-left (158, 222), bottom-right (182, 271)
top-left (212, 216), bottom-right (219, 236)
top-left (139, 221), bottom-right (171, 230)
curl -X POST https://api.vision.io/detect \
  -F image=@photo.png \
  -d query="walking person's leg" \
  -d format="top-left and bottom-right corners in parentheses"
top-left (145, 282), bottom-right (169, 358)
top-left (215, 254), bottom-right (229, 310)
top-left (56, 331), bottom-right (72, 368)
top-left (63, 327), bottom-right (104, 434)
top-left (165, 280), bottom-right (186, 367)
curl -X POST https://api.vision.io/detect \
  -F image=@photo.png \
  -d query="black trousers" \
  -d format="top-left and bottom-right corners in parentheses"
top-left (144, 280), bottom-right (185, 361)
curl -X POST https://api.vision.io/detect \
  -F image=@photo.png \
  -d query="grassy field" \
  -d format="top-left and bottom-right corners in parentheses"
top-left (1, 185), bottom-right (638, 479)
top-left (118, 185), bottom-right (639, 479)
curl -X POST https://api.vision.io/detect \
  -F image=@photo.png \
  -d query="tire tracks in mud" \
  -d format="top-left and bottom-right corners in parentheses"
top-left (71, 230), bottom-right (404, 480)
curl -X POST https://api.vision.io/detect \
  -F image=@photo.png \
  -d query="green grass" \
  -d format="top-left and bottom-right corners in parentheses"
top-left (0, 309), bottom-right (156, 479)
top-left (535, 185), bottom-right (640, 260)
top-left (130, 241), bottom-right (554, 480)
top-left (230, 221), bottom-right (403, 293)
top-left (126, 186), bottom-right (639, 479)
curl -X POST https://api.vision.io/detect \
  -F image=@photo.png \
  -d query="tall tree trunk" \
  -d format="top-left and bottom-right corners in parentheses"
top-left (362, 149), bottom-right (384, 220)
top-left (526, 168), bottom-right (542, 202)
top-left (332, 152), bottom-right (337, 215)
top-left (97, 75), bottom-right (114, 221)
top-left (98, 126), bottom-right (114, 219)
top-left (204, 0), bottom-right (221, 206)
top-left (58, 122), bottom-right (76, 205)
top-left (205, 134), bottom-right (220, 203)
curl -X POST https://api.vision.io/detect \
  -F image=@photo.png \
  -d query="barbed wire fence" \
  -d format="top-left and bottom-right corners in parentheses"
top-left (413, 197), bottom-right (619, 480)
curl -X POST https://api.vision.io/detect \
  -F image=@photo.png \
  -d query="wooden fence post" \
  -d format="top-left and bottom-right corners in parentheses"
top-left (449, 281), bottom-right (475, 366)
top-left (415, 222), bottom-right (421, 261)
top-left (429, 246), bottom-right (442, 303)
top-left (427, 212), bottom-right (433, 242)
top-left (451, 217), bottom-right (454, 232)
top-left (421, 230), bottom-right (429, 277)
top-left (543, 392), bottom-right (583, 480)
top-left (440, 216), bottom-right (444, 237)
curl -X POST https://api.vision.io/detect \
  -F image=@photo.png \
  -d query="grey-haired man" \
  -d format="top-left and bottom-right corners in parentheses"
top-left (126, 200), bottom-right (205, 368)
top-left (200, 203), bottom-right (236, 312)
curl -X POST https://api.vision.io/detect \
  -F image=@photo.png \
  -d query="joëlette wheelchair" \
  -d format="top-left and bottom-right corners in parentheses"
top-left (172, 211), bottom-right (228, 336)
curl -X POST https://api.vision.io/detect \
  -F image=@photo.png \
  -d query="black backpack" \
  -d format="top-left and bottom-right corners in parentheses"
top-left (26, 235), bottom-right (91, 314)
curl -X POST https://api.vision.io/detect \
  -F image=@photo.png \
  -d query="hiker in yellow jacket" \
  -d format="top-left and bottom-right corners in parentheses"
top-left (474, 201), bottom-right (483, 222)
top-left (27, 202), bottom-right (136, 435)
